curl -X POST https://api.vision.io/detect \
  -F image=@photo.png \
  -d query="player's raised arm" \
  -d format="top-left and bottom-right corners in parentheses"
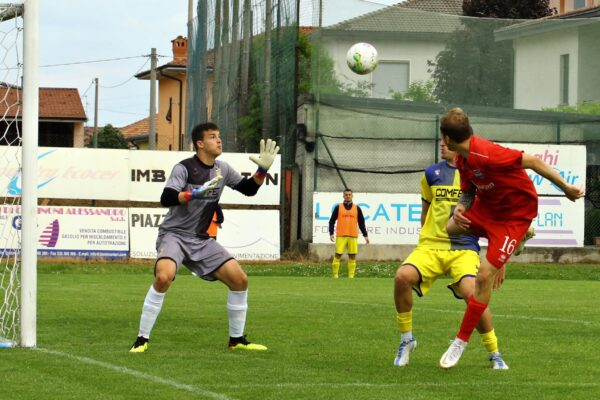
top-left (232, 138), bottom-right (280, 197)
top-left (249, 138), bottom-right (280, 184)
top-left (521, 153), bottom-right (585, 201)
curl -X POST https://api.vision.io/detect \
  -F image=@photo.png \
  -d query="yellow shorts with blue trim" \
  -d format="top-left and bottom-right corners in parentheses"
top-left (335, 236), bottom-right (358, 255)
top-left (402, 248), bottom-right (479, 299)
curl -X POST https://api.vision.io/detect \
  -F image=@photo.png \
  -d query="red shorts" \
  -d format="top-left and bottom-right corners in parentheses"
top-left (465, 200), bottom-right (533, 269)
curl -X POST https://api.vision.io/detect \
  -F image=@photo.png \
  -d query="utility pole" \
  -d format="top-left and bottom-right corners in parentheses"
top-left (187, 1), bottom-right (193, 148)
top-left (93, 77), bottom-right (99, 148)
top-left (149, 48), bottom-right (157, 150)
top-left (262, 0), bottom-right (272, 139)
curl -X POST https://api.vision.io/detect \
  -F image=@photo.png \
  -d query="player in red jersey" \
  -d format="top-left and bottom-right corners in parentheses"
top-left (437, 108), bottom-right (585, 369)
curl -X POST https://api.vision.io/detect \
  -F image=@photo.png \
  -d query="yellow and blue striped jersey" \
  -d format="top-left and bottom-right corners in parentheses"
top-left (418, 161), bottom-right (479, 251)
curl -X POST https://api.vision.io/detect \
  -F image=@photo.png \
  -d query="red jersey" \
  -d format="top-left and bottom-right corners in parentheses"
top-left (455, 135), bottom-right (538, 220)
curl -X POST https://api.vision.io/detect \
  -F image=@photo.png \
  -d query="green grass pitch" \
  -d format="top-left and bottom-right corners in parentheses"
top-left (0, 262), bottom-right (599, 400)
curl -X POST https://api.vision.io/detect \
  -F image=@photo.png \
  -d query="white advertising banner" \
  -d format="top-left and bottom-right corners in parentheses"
top-left (129, 208), bottom-right (280, 260)
top-left (128, 151), bottom-right (281, 204)
top-left (313, 192), bottom-right (422, 245)
top-left (0, 205), bottom-right (129, 258)
top-left (0, 147), bottom-right (130, 200)
top-left (479, 197), bottom-right (584, 248)
top-left (314, 193), bottom-right (584, 247)
top-left (507, 143), bottom-right (586, 196)
top-left (0, 146), bottom-right (280, 205)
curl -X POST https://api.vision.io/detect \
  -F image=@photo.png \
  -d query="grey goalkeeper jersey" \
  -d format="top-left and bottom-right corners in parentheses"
top-left (158, 156), bottom-right (243, 238)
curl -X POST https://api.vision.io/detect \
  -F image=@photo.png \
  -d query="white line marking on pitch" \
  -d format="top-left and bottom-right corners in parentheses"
top-left (210, 381), bottom-right (600, 389)
top-left (205, 381), bottom-right (600, 389)
top-left (35, 348), bottom-right (235, 400)
top-left (330, 301), bottom-right (597, 326)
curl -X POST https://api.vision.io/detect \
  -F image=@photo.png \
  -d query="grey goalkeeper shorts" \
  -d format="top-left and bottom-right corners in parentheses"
top-left (155, 232), bottom-right (234, 281)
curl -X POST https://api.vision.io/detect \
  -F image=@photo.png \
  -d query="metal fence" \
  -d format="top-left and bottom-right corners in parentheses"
top-left (300, 94), bottom-right (600, 245)
top-left (187, 0), bottom-right (299, 159)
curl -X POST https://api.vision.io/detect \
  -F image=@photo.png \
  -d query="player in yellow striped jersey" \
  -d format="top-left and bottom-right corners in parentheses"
top-left (392, 143), bottom-right (508, 369)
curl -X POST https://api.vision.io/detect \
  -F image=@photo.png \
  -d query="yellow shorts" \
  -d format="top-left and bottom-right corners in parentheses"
top-left (335, 236), bottom-right (358, 255)
top-left (402, 248), bottom-right (479, 299)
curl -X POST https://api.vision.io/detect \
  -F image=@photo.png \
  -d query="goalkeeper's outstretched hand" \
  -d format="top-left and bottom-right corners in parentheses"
top-left (190, 175), bottom-right (223, 200)
top-left (249, 138), bottom-right (280, 171)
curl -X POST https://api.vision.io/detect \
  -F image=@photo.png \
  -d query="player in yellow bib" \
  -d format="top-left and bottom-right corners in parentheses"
top-left (329, 189), bottom-right (369, 278)
top-left (393, 143), bottom-right (508, 369)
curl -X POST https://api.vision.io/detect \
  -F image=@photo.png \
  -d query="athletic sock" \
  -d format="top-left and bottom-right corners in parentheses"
top-left (347, 259), bottom-right (357, 278)
top-left (457, 295), bottom-right (488, 342)
top-left (138, 285), bottom-right (165, 339)
top-left (227, 289), bottom-right (248, 338)
top-left (397, 311), bottom-right (413, 341)
top-left (331, 257), bottom-right (341, 278)
top-left (480, 329), bottom-right (499, 354)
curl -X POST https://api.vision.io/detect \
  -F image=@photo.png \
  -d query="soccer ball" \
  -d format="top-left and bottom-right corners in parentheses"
top-left (346, 42), bottom-right (378, 75)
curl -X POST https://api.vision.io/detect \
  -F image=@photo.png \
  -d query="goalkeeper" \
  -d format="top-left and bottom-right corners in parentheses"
top-left (130, 122), bottom-right (279, 353)
top-left (393, 142), bottom-right (508, 369)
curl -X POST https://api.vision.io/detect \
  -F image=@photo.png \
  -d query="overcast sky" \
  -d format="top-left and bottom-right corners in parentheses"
top-left (36, 0), bottom-right (400, 128)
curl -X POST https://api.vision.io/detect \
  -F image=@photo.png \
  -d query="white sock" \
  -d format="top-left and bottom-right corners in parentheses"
top-left (227, 290), bottom-right (248, 338)
top-left (401, 332), bottom-right (413, 343)
top-left (138, 285), bottom-right (165, 339)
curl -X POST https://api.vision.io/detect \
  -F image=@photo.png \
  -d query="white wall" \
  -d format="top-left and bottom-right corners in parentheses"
top-left (513, 27), bottom-right (579, 110)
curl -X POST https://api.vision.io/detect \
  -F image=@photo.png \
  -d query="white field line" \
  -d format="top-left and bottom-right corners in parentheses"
top-left (205, 381), bottom-right (600, 389)
top-left (35, 348), bottom-right (236, 400)
top-left (34, 348), bottom-right (599, 393)
top-left (330, 301), bottom-right (598, 326)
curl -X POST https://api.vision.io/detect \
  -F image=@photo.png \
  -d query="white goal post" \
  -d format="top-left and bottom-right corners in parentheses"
top-left (0, 0), bottom-right (38, 348)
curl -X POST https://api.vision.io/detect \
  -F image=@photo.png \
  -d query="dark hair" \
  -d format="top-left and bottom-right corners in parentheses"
top-left (343, 188), bottom-right (352, 193)
top-left (440, 108), bottom-right (473, 143)
top-left (191, 122), bottom-right (219, 151)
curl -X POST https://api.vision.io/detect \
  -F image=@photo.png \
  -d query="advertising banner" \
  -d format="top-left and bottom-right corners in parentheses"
top-left (313, 192), bottom-right (423, 245)
top-left (0, 147), bottom-right (130, 200)
top-left (479, 197), bottom-right (584, 248)
top-left (0, 146), bottom-right (280, 204)
top-left (314, 193), bottom-right (584, 247)
top-left (0, 205), bottom-right (129, 258)
top-left (128, 151), bottom-right (281, 204)
top-left (507, 143), bottom-right (586, 196)
top-left (129, 208), bottom-right (280, 260)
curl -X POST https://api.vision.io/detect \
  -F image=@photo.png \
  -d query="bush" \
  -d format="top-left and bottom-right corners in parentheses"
top-left (584, 208), bottom-right (600, 245)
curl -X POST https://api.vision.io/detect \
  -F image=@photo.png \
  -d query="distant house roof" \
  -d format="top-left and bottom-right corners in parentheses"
top-left (83, 116), bottom-right (155, 146)
top-left (398, 0), bottom-right (463, 15)
top-left (553, 4), bottom-right (600, 18)
top-left (119, 115), bottom-right (156, 141)
top-left (327, 0), bottom-right (463, 35)
top-left (495, 5), bottom-right (600, 41)
top-left (0, 86), bottom-right (86, 121)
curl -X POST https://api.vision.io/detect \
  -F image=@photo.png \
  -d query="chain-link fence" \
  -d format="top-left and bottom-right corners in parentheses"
top-left (184, 2), bottom-right (600, 245)
top-left (303, 7), bottom-right (600, 245)
top-left (187, 0), bottom-right (300, 164)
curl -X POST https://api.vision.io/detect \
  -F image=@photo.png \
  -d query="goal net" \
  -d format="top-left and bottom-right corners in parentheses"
top-left (0, 2), bottom-right (35, 348)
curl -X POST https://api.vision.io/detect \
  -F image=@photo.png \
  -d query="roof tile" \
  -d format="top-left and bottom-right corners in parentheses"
top-left (0, 86), bottom-right (86, 120)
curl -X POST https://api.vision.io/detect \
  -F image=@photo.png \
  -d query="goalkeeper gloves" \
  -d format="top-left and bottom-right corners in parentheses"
top-left (249, 139), bottom-right (280, 176)
top-left (183, 175), bottom-right (222, 201)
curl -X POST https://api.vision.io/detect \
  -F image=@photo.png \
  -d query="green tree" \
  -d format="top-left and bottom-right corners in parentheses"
top-left (431, 0), bottom-right (553, 108)
top-left (391, 80), bottom-right (437, 103)
top-left (463, 0), bottom-right (554, 18)
top-left (238, 83), bottom-right (263, 152)
top-left (542, 101), bottom-right (600, 115)
top-left (95, 124), bottom-right (128, 149)
top-left (297, 30), bottom-right (372, 97)
top-left (238, 30), bottom-right (372, 151)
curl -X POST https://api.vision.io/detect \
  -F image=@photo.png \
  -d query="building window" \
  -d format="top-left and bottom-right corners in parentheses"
top-left (560, 54), bottom-right (569, 105)
top-left (372, 61), bottom-right (409, 98)
top-left (573, 0), bottom-right (586, 9)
